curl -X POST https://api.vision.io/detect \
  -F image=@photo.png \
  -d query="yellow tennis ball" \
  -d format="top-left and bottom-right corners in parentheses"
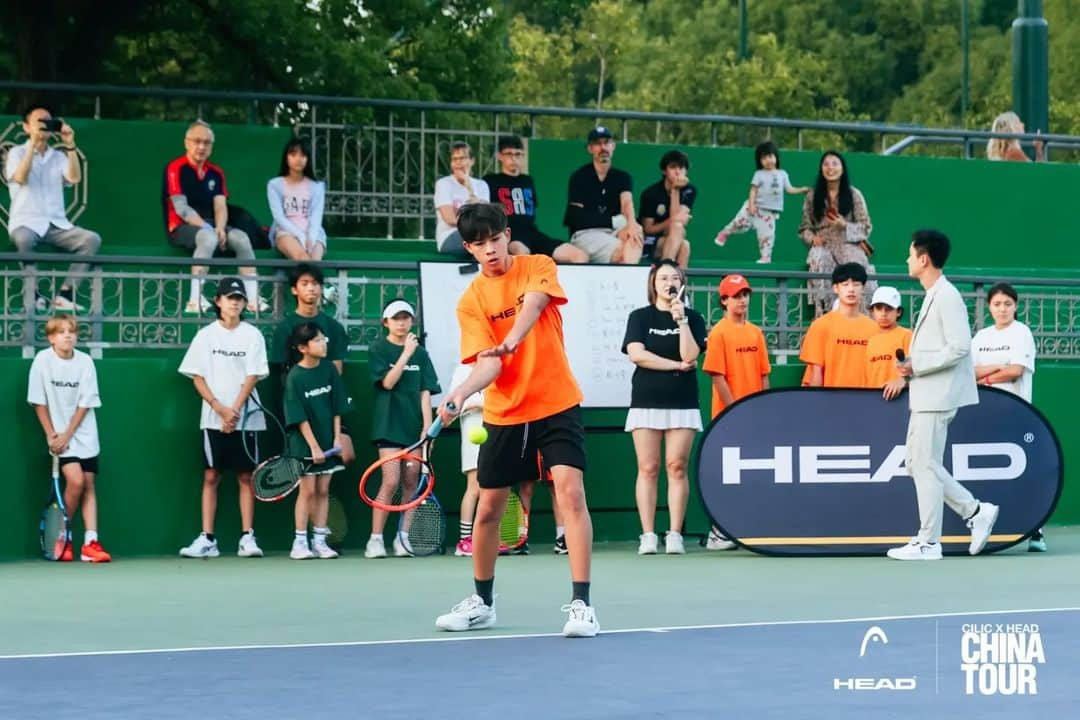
top-left (467, 425), bottom-right (488, 445)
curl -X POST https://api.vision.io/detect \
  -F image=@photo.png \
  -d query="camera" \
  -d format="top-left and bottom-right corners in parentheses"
top-left (38, 118), bottom-right (63, 133)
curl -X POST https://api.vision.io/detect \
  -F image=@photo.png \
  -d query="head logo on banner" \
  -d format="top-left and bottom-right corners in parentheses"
top-left (696, 387), bottom-right (1062, 556)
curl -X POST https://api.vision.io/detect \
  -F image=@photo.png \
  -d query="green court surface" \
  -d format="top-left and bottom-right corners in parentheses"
top-left (3, 528), bottom-right (1078, 659)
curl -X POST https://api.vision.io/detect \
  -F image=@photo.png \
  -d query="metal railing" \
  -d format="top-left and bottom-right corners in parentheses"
top-left (5, 81), bottom-right (1080, 238)
top-left (4, 253), bottom-right (1078, 362)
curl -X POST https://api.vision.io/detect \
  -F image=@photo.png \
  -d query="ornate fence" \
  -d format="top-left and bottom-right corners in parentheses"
top-left (3, 254), bottom-right (1077, 362)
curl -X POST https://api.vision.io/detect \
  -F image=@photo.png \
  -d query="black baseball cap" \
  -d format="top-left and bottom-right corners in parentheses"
top-left (215, 277), bottom-right (247, 299)
top-left (587, 126), bottom-right (614, 143)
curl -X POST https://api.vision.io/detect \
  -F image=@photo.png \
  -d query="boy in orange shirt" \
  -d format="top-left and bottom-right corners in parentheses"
top-left (703, 274), bottom-right (771, 418)
top-left (435, 202), bottom-right (598, 638)
top-left (701, 274), bottom-right (771, 551)
top-left (800, 263), bottom-right (879, 387)
top-left (865, 286), bottom-right (913, 399)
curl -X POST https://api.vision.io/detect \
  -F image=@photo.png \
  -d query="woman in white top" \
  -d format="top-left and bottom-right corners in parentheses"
top-left (267, 137), bottom-right (328, 262)
top-left (434, 141), bottom-right (490, 255)
top-left (970, 282), bottom-right (1043, 552)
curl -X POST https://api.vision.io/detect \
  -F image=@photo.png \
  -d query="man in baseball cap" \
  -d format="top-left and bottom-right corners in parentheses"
top-left (562, 126), bottom-right (644, 264)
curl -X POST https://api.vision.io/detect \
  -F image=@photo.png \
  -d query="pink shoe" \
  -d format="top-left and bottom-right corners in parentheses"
top-left (714, 231), bottom-right (729, 247)
top-left (455, 537), bottom-right (473, 557)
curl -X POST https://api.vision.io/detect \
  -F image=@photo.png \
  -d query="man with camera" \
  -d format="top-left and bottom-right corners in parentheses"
top-left (5, 106), bottom-right (101, 312)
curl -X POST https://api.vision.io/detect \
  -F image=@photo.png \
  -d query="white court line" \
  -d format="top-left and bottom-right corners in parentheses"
top-left (1, 606), bottom-right (1076, 662)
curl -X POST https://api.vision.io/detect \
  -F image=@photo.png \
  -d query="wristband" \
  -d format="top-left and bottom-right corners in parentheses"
top-left (677, 318), bottom-right (689, 326)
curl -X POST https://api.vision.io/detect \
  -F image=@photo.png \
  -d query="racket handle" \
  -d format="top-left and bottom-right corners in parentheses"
top-left (325, 447), bottom-right (342, 458)
top-left (428, 402), bottom-right (456, 437)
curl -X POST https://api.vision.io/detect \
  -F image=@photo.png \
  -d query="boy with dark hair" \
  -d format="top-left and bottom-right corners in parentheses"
top-left (27, 315), bottom-right (110, 562)
top-left (483, 136), bottom-right (587, 264)
top-left (178, 278), bottom-right (269, 558)
top-left (270, 263), bottom-right (355, 464)
top-left (638, 150), bottom-right (696, 267)
top-left (799, 262), bottom-right (879, 387)
top-left (435, 202), bottom-right (598, 638)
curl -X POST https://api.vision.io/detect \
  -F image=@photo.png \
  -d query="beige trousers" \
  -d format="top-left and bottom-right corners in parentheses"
top-left (906, 409), bottom-right (979, 544)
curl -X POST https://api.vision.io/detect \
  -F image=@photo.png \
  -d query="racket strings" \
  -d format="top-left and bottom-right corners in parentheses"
top-left (397, 468), bottom-right (443, 556)
top-left (253, 457), bottom-right (303, 499)
top-left (499, 492), bottom-right (527, 547)
top-left (42, 505), bottom-right (67, 559)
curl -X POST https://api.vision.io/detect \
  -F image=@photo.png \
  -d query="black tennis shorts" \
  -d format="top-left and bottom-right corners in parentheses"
top-left (477, 406), bottom-right (586, 489)
top-left (202, 429), bottom-right (258, 472)
top-left (59, 456), bottom-right (99, 474)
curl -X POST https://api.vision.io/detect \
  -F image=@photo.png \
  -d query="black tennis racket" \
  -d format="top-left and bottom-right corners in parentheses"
top-left (253, 446), bottom-right (342, 502)
top-left (40, 455), bottom-right (69, 561)
top-left (240, 392), bottom-right (281, 466)
top-left (395, 466), bottom-right (447, 556)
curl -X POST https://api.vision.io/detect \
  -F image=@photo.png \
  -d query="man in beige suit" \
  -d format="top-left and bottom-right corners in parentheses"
top-left (888, 230), bottom-right (998, 560)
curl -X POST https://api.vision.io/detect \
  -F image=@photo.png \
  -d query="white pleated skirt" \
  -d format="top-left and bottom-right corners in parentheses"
top-left (624, 408), bottom-right (703, 432)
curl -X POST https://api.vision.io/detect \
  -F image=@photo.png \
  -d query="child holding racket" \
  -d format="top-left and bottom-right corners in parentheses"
top-left (27, 315), bottom-right (110, 562)
top-left (282, 322), bottom-right (349, 559)
top-left (367, 298), bottom-right (441, 558)
top-left (178, 278), bottom-right (269, 559)
top-left (435, 202), bottom-right (599, 638)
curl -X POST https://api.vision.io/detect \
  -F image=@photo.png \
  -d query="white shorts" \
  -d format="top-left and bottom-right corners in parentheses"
top-left (570, 228), bottom-right (620, 263)
top-left (624, 408), bottom-right (703, 432)
top-left (269, 223), bottom-right (327, 246)
top-left (460, 432), bottom-right (480, 473)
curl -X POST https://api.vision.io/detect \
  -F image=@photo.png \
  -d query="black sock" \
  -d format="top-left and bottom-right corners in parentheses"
top-left (204, 532), bottom-right (216, 542)
top-left (58, 287), bottom-right (74, 301)
top-left (572, 581), bottom-right (590, 605)
top-left (966, 506), bottom-right (980, 521)
top-left (474, 577), bottom-right (494, 607)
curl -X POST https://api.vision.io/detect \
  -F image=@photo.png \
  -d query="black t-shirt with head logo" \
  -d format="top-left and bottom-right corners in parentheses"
top-left (638, 180), bottom-right (698, 258)
top-left (621, 304), bottom-right (707, 409)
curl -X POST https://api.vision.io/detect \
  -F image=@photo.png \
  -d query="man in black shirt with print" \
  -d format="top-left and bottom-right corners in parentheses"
top-left (484, 136), bottom-right (587, 264)
top-left (638, 150), bottom-right (696, 268)
top-left (563, 127), bottom-right (644, 264)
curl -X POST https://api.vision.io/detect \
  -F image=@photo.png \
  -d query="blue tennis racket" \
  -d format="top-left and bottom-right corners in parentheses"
top-left (40, 455), bottom-right (69, 561)
top-left (395, 467), bottom-right (447, 556)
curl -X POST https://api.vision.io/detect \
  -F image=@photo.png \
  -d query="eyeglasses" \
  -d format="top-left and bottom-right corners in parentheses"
top-left (500, 150), bottom-right (525, 158)
top-left (185, 137), bottom-right (214, 146)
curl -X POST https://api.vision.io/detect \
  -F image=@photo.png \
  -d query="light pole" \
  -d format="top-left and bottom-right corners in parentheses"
top-left (1012, 0), bottom-right (1049, 141)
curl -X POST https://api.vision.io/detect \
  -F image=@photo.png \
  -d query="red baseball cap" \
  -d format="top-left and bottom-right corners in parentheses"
top-left (718, 274), bottom-right (752, 298)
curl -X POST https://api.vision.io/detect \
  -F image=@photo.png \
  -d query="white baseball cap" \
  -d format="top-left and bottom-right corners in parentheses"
top-left (382, 299), bottom-right (416, 319)
top-left (870, 286), bottom-right (902, 309)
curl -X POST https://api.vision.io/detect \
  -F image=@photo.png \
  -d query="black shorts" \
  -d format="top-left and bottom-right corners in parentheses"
top-left (477, 406), bottom-right (586, 489)
top-left (373, 439), bottom-right (404, 450)
top-left (59, 456), bottom-right (99, 474)
top-left (202, 429), bottom-right (259, 472)
top-left (519, 231), bottom-right (564, 258)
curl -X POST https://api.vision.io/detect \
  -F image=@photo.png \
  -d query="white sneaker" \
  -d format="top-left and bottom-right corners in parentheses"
top-left (706, 528), bottom-right (737, 551)
top-left (562, 599), bottom-right (600, 638)
top-left (250, 296), bottom-right (271, 314)
top-left (290, 537), bottom-right (315, 559)
top-left (393, 534), bottom-right (414, 557)
top-left (237, 532), bottom-right (263, 558)
top-left (179, 533), bottom-right (219, 558)
top-left (364, 536), bottom-right (387, 558)
top-left (967, 502), bottom-right (999, 556)
top-left (435, 594), bottom-right (496, 632)
top-left (665, 531), bottom-right (685, 555)
top-left (322, 282), bottom-right (339, 306)
top-left (52, 295), bottom-right (85, 312)
top-left (886, 538), bottom-right (943, 560)
top-left (184, 296), bottom-right (212, 315)
top-left (312, 539), bottom-right (339, 559)
top-left (638, 532), bottom-right (658, 555)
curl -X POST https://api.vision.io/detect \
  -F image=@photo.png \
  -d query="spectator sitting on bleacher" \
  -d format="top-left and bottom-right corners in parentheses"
top-left (986, 111), bottom-right (1045, 162)
top-left (564, 126), bottom-right (644, 264)
top-left (267, 137), bottom-right (327, 262)
top-left (638, 150), bottom-right (695, 268)
top-left (434, 141), bottom-right (490, 256)
top-left (483, 135), bottom-right (587, 263)
top-left (5, 106), bottom-right (101, 312)
top-left (163, 120), bottom-right (268, 315)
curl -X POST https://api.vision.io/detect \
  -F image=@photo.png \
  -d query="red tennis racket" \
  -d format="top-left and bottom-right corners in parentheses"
top-left (359, 410), bottom-right (450, 512)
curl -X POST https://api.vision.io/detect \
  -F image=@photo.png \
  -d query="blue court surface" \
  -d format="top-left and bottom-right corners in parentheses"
top-left (2, 535), bottom-right (1079, 719)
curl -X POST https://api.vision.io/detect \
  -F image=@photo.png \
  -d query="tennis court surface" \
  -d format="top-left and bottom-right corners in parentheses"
top-left (3, 530), bottom-right (1078, 719)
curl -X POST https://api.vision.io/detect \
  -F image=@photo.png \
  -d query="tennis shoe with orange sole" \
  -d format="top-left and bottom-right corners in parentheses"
top-left (435, 594), bottom-right (496, 632)
top-left (80, 540), bottom-right (112, 563)
top-left (59, 543), bottom-right (74, 562)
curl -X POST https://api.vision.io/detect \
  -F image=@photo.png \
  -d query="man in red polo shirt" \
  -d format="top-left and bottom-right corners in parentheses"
top-left (162, 120), bottom-right (267, 315)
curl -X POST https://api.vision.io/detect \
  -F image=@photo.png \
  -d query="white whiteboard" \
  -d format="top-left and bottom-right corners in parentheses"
top-left (419, 262), bottom-right (650, 408)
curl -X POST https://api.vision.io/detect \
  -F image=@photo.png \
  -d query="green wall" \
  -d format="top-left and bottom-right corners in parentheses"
top-left (2, 355), bottom-right (1074, 561)
top-left (2, 116), bottom-right (290, 249)
top-left (528, 139), bottom-right (1080, 274)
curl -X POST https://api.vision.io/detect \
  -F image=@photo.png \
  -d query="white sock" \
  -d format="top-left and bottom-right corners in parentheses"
top-left (190, 277), bottom-right (203, 304)
top-left (294, 531), bottom-right (308, 543)
top-left (244, 278), bottom-right (258, 304)
top-left (84, 530), bottom-right (98, 544)
top-left (313, 527), bottom-right (329, 541)
top-left (370, 533), bottom-right (382, 541)
top-left (556, 526), bottom-right (565, 539)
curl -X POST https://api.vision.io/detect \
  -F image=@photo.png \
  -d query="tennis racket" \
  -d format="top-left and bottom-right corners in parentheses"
top-left (40, 455), bottom-right (69, 561)
top-left (395, 467), bottom-right (447, 557)
top-left (240, 392), bottom-right (282, 466)
top-left (499, 486), bottom-right (530, 555)
top-left (253, 446), bottom-right (342, 502)
top-left (359, 405), bottom-right (453, 512)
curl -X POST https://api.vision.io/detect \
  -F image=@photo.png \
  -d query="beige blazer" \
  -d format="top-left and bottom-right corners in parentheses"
top-left (908, 275), bottom-right (979, 412)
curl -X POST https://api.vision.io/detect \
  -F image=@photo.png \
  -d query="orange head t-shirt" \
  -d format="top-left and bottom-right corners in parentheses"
top-left (702, 316), bottom-right (771, 418)
top-left (456, 255), bottom-right (583, 425)
top-left (798, 310), bottom-right (880, 388)
top-left (864, 325), bottom-right (913, 388)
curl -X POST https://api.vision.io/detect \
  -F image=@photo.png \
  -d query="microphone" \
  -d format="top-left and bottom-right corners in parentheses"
top-left (895, 349), bottom-right (906, 363)
top-left (667, 286), bottom-right (678, 298)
